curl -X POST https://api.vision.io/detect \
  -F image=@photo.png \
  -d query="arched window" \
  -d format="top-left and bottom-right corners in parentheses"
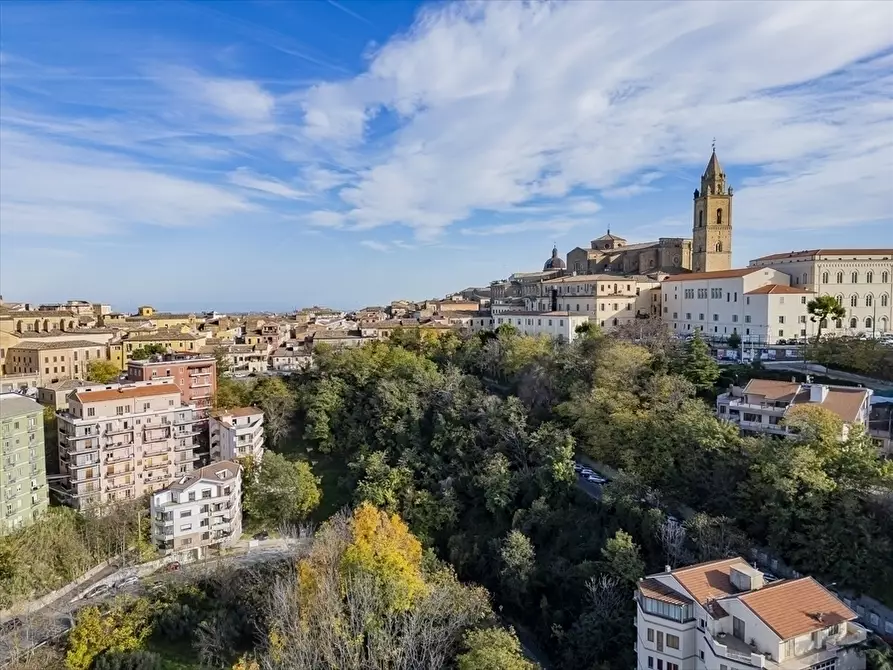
top-left (612, 318), bottom-right (618, 326)
top-left (819, 319), bottom-right (828, 329)
top-left (15, 320), bottom-right (22, 332)
top-left (835, 319), bottom-right (843, 329)
top-left (850, 294), bottom-right (858, 307)
top-left (867, 271), bottom-right (874, 283)
top-left (849, 317), bottom-right (858, 329)
top-left (716, 208), bottom-right (723, 225)
top-left (698, 211), bottom-right (704, 227)
top-left (881, 316), bottom-right (889, 332)
top-left (883, 271), bottom-right (889, 284)
top-left (882, 294), bottom-right (889, 307)
top-left (822, 272), bottom-right (829, 283)
top-left (836, 271), bottom-right (844, 283)
top-left (851, 271), bottom-right (858, 283)
top-left (33, 319), bottom-right (40, 331)
top-left (866, 294), bottom-right (873, 307)
top-left (715, 242), bottom-right (722, 252)
top-left (865, 317), bottom-right (873, 329)
top-left (835, 294), bottom-right (844, 305)
top-left (802, 273), bottom-right (808, 284)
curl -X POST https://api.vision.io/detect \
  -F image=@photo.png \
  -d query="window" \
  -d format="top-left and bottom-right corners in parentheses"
top-left (851, 295), bottom-right (858, 307)
top-left (667, 664), bottom-right (679, 670)
top-left (87, 407), bottom-right (95, 417)
top-left (188, 492), bottom-right (196, 502)
top-left (778, 329), bottom-right (784, 337)
top-left (648, 657), bottom-right (654, 669)
top-left (799, 315), bottom-right (807, 323)
top-left (698, 211), bottom-right (703, 227)
top-left (716, 208), bottom-right (723, 225)
top-left (882, 294), bottom-right (889, 307)
top-left (866, 295), bottom-right (873, 307)
top-left (850, 317), bottom-right (857, 329)
top-left (647, 629), bottom-right (654, 642)
top-left (711, 288), bottom-right (722, 299)
top-left (852, 271), bottom-right (858, 283)
top-left (867, 271), bottom-right (874, 283)
top-left (732, 315), bottom-right (738, 322)
top-left (822, 272), bottom-right (829, 283)
top-left (713, 314), bottom-right (719, 321)
top-left (866, 317), bottom-right (873, 329)
top-left (657, 660), bottom-right (664, 670)
top-left (686, 313), bottom-right (691, 320)
top-left (180, 510), bottom-right (192, 518)
top-left (837, 271), bottom-right (844, 283)
top-left (666, 634), bottom-right (680, 649)
top-left (626, 303), bottom-right (631, 311)
top-left (673, 312), bottom-right (678, 319)
top-left (698, 314), bottom-right (704, 321)
top-left (699, 651), bottom-right (705, 661)
top-left (778, 316), bottom-right (785, 324)
top-left (883, 271), bottom-right (889, 284)
top-left (116, 406), bottom-right (124, 415)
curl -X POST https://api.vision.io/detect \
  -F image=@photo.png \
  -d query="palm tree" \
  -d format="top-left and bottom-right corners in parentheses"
top-left (807, 295), bottom-right (846, 343)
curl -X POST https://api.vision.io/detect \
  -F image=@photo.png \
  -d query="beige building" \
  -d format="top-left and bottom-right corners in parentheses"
top-left (0, 309), bottom-right (80, 335)
top-left (271, 345), bottom-right (312, 371)
top-left (150, 460), bottom-right (242, 557)
top-left (532, 274), bottom-right (662, 329)
top-left (37, 379), bottom-right (91, 410)
top-left (490, 311), bottom-right (591, 342)
top-left (566, 149), bottom-right (732, 277)
top-left (717, 378), bottom-right (872, 438)
top-left (749, 249), bottom-right (893, 336)
top-left (1, 394), bottom-right (49, 536)
top-left (6, 340), bottom-right (111, 385)
top-left (56, 381), bottom-right (201, 510)
top-left (210, 407), bottom-right (265, 462)
top-left (662, 268), bottom-right (813, 344)
top-left (636, 557), bottom-right (866, 670)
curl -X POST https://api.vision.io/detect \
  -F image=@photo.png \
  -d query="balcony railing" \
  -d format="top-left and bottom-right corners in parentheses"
top-left (189, 368), bottom-right (213, 377)
top-left (145, 461), bottom-right (171, 472)
top-left (106, 426), bottom-right (135, 436)
top-left (143, 445), bottom-right (172, 458)
top-left (106, 479), bottom-right (134, 491)
top-left (104, 453), bottom-right (134, 465)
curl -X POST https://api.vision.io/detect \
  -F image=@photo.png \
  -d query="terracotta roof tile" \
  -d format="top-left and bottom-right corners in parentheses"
top-left (10, 339), bottom-right (106, 351)
top-left (671, 557), bottom-right (751, 604)
top-left (638, 579), bottom-right (693, 606)
top-left (752, 249), bottom-right (893, 262)
top-left (743, 379), bottom-right (801, 402)
top-left (662, 268), bottom-right (759, 282)
top-left (813, 387), bottom-right (870, 423)
top-left (745, 284), bottom-right (813, 295)
top-left (739, 578), bottom-right (856, 640)
top-left (73, 383), bottom-right (181, 403)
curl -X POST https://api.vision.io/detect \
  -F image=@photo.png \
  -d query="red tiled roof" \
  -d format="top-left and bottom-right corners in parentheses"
top-left (73, 383), bottom-right (181, 403)
top-left (662, 269), bottom-right (758, 282)
top-left (752, 249), bottom-right (893, 261)
top-left (745, 284), bottom-right (813, 295)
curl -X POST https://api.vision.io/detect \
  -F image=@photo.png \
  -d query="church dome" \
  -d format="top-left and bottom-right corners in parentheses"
top-left (544, 246), bottom-right (566, 271)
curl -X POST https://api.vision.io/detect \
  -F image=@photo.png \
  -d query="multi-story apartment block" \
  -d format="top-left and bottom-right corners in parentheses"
top-left (126, 353), bottom-right (216, 415)
top-left (717, 379), bottom-right (871, 439)
top-left (109, 330), bottom-right (208, 369)
top-left (532, 274), bottom-right (662, 328)
top-left (749, 249), bottom-right (892, 336)
top-left (490, 311), bottom-right (591, 342)
top-left (0, 394), bottom-right (49, 536)
top-left (150, 460), bottom-right (242, 557)
top-left (662, 268), bottom-right (813, 344)
top-left (56, 381), bottom-right (202, 509)
top-left (210, 407), bottom-right (264, 462)
top-left (635, 557), bottom-right (866, 670)
top-left (6, 340), bottom-right (111, 385)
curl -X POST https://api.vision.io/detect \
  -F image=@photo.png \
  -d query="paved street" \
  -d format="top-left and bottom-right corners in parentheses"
top-left (0, 540), bottom-right (306, 664)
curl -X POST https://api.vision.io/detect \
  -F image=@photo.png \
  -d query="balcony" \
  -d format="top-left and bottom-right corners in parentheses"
top-left (145, 461), bottom-right (171, 472)
top-left (189, 368), bottom-right (213, 377)
top-left (145, 473), bottom-right (170, 485)
top-left (156, 524), bottom-right (174, 538)
top-left (106, 426), bottom-right (135, 436)
top-left (143, 432), bottom-right (171, 444)
top-left (190, 380), bottom-right (212, 388)
top-left (106, 479), bottom-right (134, 491)
top-left (104, 452), bottom-right (134, 464)
top-left (727, 398), bottom-right (789, 414)
top-left (143, 445), bottom-right (172, 458)
top-left (70, 473), bottom-right (101, 484)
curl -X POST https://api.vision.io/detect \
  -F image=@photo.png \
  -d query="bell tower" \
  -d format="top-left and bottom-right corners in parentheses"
top-left (692, 146), bottom-right (733, 272)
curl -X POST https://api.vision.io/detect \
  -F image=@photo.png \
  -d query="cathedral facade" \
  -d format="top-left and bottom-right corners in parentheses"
top-left (566, 149), bottom-right (733, 276)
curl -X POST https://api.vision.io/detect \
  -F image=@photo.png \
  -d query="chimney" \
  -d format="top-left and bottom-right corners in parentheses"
top-left (808, 384), bottom-right (829, 404)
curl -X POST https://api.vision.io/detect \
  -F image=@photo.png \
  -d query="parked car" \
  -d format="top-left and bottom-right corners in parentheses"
top-left (573, 463), bottom-right (584, 473)
top-left (115, 576), bottom-right (139, 589)
top-left (0, 618), bottom-right (23, 634)
top-left (253, 531), bottom-right (270, 541)
top-left (164, 561), bottom-right (181, 572)
top-left (84, 583), bottom-right (110, 599)
top-left (585, 474), bottom-right (606, 484)
top-left (666, 515), bottom-right (681, 526)
top-left (580, 468), bottom-right (594, 476)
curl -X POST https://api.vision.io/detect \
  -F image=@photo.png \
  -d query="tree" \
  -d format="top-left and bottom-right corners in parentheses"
top-left (656, 519), bottom-right (688, 569)
top-left (250, 377), bottom-right (295, 448)
top-left (86, 359), bottom-right (121, 383)
top-left (243, 452), bottom-right (321, 527)
top-left (212, 346), bottom-right (231, 378)
top-left (499, 530), bottom-right (536, 605)
top-left (807, 295), bottom-right (846, 343)
top-left (93, 649), bottom-right (162, 670)
top-left (65, 598), bottom-right (154, 670)
top-left (129, 344), bottom-right (165, 360)
top-left (457, 627), bottom-right (537, 670)
top-left (680, 332), bottom-right (719, 392)
top-left (601, 530), bottom-right (645, 584)
top-left (214, 377), bottom-right (251, 411)
top-left (726, 332), bottom-right (741, 350)
top-left (575, 321), bottom-right (600, 338)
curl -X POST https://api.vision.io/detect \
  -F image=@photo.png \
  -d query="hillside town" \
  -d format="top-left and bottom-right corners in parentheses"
top-left (2, 151), bottom-right (893, 670)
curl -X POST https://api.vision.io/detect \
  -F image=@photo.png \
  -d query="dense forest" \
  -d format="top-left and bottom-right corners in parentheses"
top-left (7, 324), bottom-right (893, 669)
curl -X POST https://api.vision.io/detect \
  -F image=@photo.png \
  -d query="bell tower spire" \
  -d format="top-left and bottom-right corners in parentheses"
top-left (692, 145), bottom-right (733, 272)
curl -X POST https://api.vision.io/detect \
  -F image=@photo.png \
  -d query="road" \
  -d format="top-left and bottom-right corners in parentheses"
top-left (0, 540), bottom-right (306, 665)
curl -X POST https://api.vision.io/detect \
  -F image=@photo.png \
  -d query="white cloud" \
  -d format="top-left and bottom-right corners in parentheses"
top-left (297, 0), bottom-right (892, 237)
top-left (228, 167), bottom-right (308, 199)
top-left (0, 129), bottom-right (253, 236)
top-left (360, 240), bottom-right (390, 252)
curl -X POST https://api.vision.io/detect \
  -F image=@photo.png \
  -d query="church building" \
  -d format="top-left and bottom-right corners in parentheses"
top-left (566, 149), bottom-right (734, 276)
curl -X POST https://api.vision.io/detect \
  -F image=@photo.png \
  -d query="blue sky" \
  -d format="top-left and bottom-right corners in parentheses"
top-left (1, 1), bottom-right (891, 312)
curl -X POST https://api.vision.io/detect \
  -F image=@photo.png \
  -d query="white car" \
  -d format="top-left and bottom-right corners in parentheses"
top-left (585, 474), bottom-right (606, 484)
top-left (115, 576), bottom-right (139, 589)
top-left (580, 468), bottom-right (594, 476)
top-left (573, 463), bottom-right (584, 473)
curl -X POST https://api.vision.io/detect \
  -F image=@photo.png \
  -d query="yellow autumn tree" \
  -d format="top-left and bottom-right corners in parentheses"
top-left (65, 598), bottom-right (154, 670)
top-left (340, 501), bottom-right (426, 613)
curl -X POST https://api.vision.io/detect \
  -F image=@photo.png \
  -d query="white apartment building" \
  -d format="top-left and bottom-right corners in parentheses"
top-left (491, 311), bottom-right (592, 342)
top-left (662, 268), bottom-right (813, 344)
top-left (57, 380), bottom-right (201, 510)
top-left (531, 274), bottom-right (662, 329)
top-left (150, 460), bottom-right (242, 557)
top-left (749, 249), bottom-right (892, 336)
top-left (717, 379), bottom-right (871, 439)
top-left (210, 407), bottom-right (265, 462)
top-left (636, 557), bottom-right (866, 670)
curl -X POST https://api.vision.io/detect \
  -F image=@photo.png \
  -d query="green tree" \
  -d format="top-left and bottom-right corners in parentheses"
top-left (680, 332), bottom-right (719, 392)
top-left (129, 344), bottom-right (165, 360)
top-left (457, 627), bottom-right (537, 670)
top-left (499, 530), bottom-right (536, 605)
top-left (726, 332), bottom-right (741, 350)
top-left (807, 295), bottom-right (846, 343)
top-left (212, 346), bottom-right (231, 378)
top-left (86, 359), bottom-right (121, 383)
top-left (354, 451), bottom-right (413, 512)
top-left (244, 452), bottom-right (321, 527)
top-left (601, 530), bottom-right (645, 584)
top-left (250, 377), bottom-right (295, 448)
top-left (214, 377), bottom-right (251, 411)
top-left (574, 321), bottom-right (600, 338)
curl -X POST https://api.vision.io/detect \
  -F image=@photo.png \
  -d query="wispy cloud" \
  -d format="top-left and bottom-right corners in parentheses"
top-left (360, 240), bottom-right (390, 252)
top-left (228, 168), bottom-right (308, 199)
